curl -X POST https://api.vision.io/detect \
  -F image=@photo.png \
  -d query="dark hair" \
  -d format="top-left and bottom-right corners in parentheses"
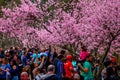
top-left (15, 47), bottom-right (18, 51)
top-left (36, 68), bottom-right (44, 73)
top-left (57, 55), bottom-right (64, 60)
top-left (60, 50), bottom-right (66, 55)
top-left (86, 54), bottom-right (92, 59)
top-left (3, 57), bottom-right (9, 63)
top-left (112, 62), bottom-right (117, 65)
top-left (33, 48), bottom-right (38, 52)
top-left (23, 47), bottom-right (27, 51)
top-left (10, 47), bottom-right (13, 50)
top-left (73, 56), bottom-right (77, 61)
top-left (10, 60), bottom-right (17, 65)
top-left (81, 46), bottom-right (87, 51)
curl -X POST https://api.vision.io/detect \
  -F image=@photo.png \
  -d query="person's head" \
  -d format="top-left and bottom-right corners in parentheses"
top-left (2, 57), bottom-right (8, 64)
top-left (73, 56), bottom-right (78, 61)
top-left (33, 48), bottom-right (38, 54)
top-left (20, 72), bottom-right (29, 80)
top-left (81, 46), bottom-right (87, 51)
top-left (10, 60), bottom-right (17, 66)
top-left (0, 47), bottom-right (3, 51)
top-left (23, 51), bottom-right (27, 56)
top-left (104, 60), bottom-right (112, 67)
top-left (57, 55), bottom-right (64, 60)
top-left (66, 54), bottom-right (73, 61)
top-left (34, 68), bottom-right (41, 76)
top-left (47, 65), bottom-right (55, 73)
top-left (60, 50), bottom-right (66, 55)
top-left (36, 68), bottom-right (41, 74)
top-left (6, 52), bottom-right (10, 57)
top-left (73, 73), bottom-right (80, 80)
top-left (23, 47), bottom-right (27, 51)
top-left (86, 54), bottom-right (93, 62)
top-left (15, 47), bottom-right (18, 51)
top-left (33, 68), bottom-right (45, 77)
top-left (10, 47), bottom-right (13, 50)
top-left (13, 55), bottom-right (18, 60)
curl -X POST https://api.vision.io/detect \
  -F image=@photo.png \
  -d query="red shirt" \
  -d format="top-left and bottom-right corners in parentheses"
top-left (110, 57), bottom-right (116, 63)
top-left (64, 60), bottom-right (74, 78)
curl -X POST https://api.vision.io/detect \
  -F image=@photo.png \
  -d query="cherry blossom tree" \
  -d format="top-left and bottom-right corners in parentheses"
top-left (0, 0), bottom-right (53, 47)
top-left (0, 0), bottom-right (120, 79)
top-left (39, 0), bottom-right (120, 55)
top-left (39, 0), bottom-right (120, 78)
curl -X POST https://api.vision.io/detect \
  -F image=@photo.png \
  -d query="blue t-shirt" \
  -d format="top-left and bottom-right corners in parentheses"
top-left (32, 53), bottom-right (41, 62)
top-left (0, 63), bottom-right (11, 78)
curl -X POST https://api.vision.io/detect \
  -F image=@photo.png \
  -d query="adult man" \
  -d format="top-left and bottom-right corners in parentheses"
top-left (31, 48), bottom-right (40, 63)
top-left (20, 72), bottom-right (29, 80)
top-left (56, 55), bottom-right (64, 80)
top-left (42, 65), bottom-right (59, 80)
top-left (78, 54), bottom-right (94, 80)
top-left (64, 55), bottom-right (74, 80)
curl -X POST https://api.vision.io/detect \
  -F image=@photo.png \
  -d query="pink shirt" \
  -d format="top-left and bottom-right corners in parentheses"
top-left (79, 51), bottom-right (89, 60)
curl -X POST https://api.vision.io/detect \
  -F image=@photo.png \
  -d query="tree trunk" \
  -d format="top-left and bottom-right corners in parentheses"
top-left (95, 40), bottom-right (112, 80)
top-left (59, 45), bottom-right (78, 55)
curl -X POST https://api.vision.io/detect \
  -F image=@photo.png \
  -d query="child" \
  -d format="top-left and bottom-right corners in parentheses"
top-left (10, 65), bottom-right (19, 80)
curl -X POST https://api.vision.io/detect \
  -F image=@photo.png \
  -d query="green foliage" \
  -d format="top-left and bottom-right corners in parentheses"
top-left (15, 0), bottom-right (21, 3)
top-left (63, 0), bottom-right (71, 3)
top-left (41, 0), bottom-right (48, 4)
top-left (0, 0), bottom-right (6, 6)
top-left (0, 0), bottom-right (21, 17)
top-left (0, 0), bottom-right (21, 8)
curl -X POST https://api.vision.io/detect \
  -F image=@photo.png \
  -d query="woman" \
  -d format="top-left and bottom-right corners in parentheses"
top-left (79, 46), bottom-right (89, 61)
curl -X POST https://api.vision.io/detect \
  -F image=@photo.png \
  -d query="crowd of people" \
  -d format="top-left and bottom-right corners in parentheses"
top-left (0, 46), bottom-right (120, 80)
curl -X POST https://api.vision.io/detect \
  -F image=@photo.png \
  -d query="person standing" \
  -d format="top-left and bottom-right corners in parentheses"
top-left (106, 62), bottom-right (119, 80)
top-left (0, 58), bottom-right (11, 80)
top-left (56, 55), bottom-right (64, 80)
top-left (79, 46), bottom-right (89, 61)
top-left (9, 65), bottom-right (19, 80)
top-left (78, 54), bottom-right (94, 80)
top-left (41, 65), bottom-right (59, 80)
top-left (31, 49), bottom-right (40, 63)
top-left (64, 55), bottom-right (74, 80)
